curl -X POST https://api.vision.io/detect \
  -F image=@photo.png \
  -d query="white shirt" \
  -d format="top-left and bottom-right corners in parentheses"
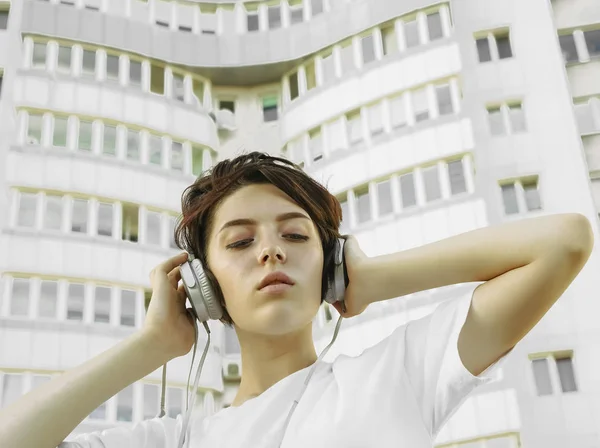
top-left (59, 289), bottom-right (512, 448)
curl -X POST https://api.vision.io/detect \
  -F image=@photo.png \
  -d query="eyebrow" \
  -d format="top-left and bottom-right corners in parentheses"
top-left (218, 212), bottom-right (311, 234)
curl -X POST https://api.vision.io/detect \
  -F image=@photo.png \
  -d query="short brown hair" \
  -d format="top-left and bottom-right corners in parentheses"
top-left (174, 151), bottom-right (343, 326)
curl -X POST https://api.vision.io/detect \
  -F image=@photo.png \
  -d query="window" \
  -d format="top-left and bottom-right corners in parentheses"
top-left (82, 49), bottom-right (96, 76)
top-left (219, 100), bottom-right (235, 114)
top-left (289, 71), bottom-right (299, 100)
top-left (532, 354), bottom-right (577, 396)
top-left (496, 33), bottom-right (513, 59)
top-left (340, 40), bottom-right (355, 73)
top-left (146, 211), bottom-right (162, 246)
top-left (53, 116), bottom-right (68, 147)
top-left (39, 281), bottom-right (58, 319)
top-left (368, 102), bottom-right (384, 136)
top-left (321, 52), bottom-right (336, 84)
top-left (311, 0), bottom-right (323, 16)
top-left (521, 178), bottom-right (541, 211)
top-left (126, 129), bottom-right (139, 161)
top-left (150, 64), bottom-right (165, 95)
top-left (487, 106), bottom-right (505, 136)
top-left (346, 110), bottom-right (363, 145)
top-left (262, 96), bottom-right (278, 122)
top-left (412, 88), bottom-right (429, 122)
top-left (355, 187), bottom-right (371, 224)
top-left (339, 199), bottom-right (350, 232)
top-left (171, 141), bottom-right (183, 171)
top-left (361, 33), bottom-right (376, 65)
top-left (27, 113), bottom-right (43, 144)
top-left (584, 29), bottom-right (600, 58)
top-left (476, 37), bottom-right (491, 63)
top-left (247, 11), bottom-right (259, 32)
top-left (168, 216), bottom-right (178, 249)
top-left (556, 356), bottom-right (577, 393)
top-left (44, 194), bottom-right (62, 231)
top-left (129, 60), bottom-right (142, 86)
top-left (172, 73), bottom-right (185, 101)
top-left (57, 46), bottom-right (72, 73)
top-left (193, 78), bottom-right (205, 107)
top-left (400, 173), bottom-right (416, 208)
top-left (501, 183), bottom-right (519, 215)
top-left (167, 388), bottom-right (183, 419)
top-left (448, 160), bottom-right (467, 195)
top-left (143, 384), bottom-right (160, 420)
top-left (404, 19), bottom-right (419, 48)
top-left (502, 178), bottom-right (541, 215)
top-left (326, 119), bottom-right (345, 154)
top-left (508, 103), bottom-right (526, 133)
top-left (308, 128), bottom-right (323, 162)
top-left (10, 278), bottom-right (30, 317)
top-left (116, 385), bottom-right (133, 422)
top-left (106, 54), bottom-right (119, 81)
top-left (191, 145), bottom-right (204, 177)
top-left (423, 166), bottom-right (441, 202)
top-left (377, 180), bottom-right (393, 216)
top-left (381, 24), bottom-right (397, 56)
top-left (268, 5), bottom-right (281, 30)
top-left (436, 84), bottom-right (453, 115)
top-left (290, 1), bottom-right (303, 24)
top-left (67, 283), bottom-right (85, 321)
top-left (0, 10), bottom-right (8, 30)
top-left (149, 134), bottom-right (163, 166)
top-left (122, 204), bottom-right (139, 243)
top-left (78, 120), bottom-right (93, 151)
top-left (0, 73), bottom-right (3, 99)
top-left (103, 124), bottom-right (117, 156)
top-left (476, 31), bottom-right (513, 62)
top-left (98, 202), bottom-right (113, 237)
top-left (559, 34), bottom-right (578, 63)
top-left (390, 95), bottom-right (407, 129)
top-left (200, 11), bottom-right (217, 35)
top-left (94, 286), bottom-right (111, 324)
top-left (18, 192), bottom-right (37, 228)
top-left (121, 289), bottom-right (137, 327)
top-left (72, 198), bottom-right (88, 233)
top-left (427, 12), bottom-right (443, 41)
top-left (32, 42), bottom-right (47, 68)
top-left (1, 375), bottom-right (23, 409)
top-left (305, 61), bottom-right (316, 91)
top-left (156, 20), bottom-right (169, 28)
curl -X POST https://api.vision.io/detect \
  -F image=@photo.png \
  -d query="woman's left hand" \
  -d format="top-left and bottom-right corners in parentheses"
top-left (330, 235), bottom-right (373, 318)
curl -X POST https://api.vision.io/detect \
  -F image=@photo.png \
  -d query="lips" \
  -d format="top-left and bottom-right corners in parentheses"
top-left (257, 272), bottom-right (295, 290)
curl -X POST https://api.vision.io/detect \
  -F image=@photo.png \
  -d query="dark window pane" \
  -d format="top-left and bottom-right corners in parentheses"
top-left (501, 184), bottom-right (519, 215)
top-left (559, 34), bottom-right (578, 63)
top-left (496, 34), bottom-right (513, 59)
top-left (476, 38), bottom-right (491, 62)
top-left (556, 357), bottom-right (577, 393)
top-left (532, 358), bottom-right (553, 396)
top-left (584, 29), bottom-right (600, 58)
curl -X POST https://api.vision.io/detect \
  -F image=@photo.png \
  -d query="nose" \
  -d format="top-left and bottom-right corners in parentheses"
top-left (258, 244), bottom-right (286, 265)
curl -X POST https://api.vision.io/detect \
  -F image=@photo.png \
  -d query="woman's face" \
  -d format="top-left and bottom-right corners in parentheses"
top-left (206, 183), bottom-right (324, 336)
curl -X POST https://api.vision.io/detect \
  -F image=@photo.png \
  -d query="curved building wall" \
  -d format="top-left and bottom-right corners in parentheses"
top-left (1, 0), bottom-right (600, 446)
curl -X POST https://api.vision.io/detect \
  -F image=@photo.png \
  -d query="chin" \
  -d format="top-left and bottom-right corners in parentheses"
top-left (248, 302), bottom-right (318, 336)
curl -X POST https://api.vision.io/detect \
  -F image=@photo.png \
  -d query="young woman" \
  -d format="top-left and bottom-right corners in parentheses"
top-left (0, 152), bottom-right (593, 448)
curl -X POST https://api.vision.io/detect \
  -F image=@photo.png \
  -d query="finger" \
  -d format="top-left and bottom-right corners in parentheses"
top-left (167, 266), bottom-right (182, 289)
top-left (156, 252), bottom-right (189, 276)
top-left (177, 283), bottom-right (188, 302)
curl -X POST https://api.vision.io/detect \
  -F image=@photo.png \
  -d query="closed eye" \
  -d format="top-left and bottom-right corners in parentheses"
top-left (226, 234), bottom-right (309, 250)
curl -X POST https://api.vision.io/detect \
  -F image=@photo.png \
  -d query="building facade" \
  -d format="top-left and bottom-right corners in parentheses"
top-left (0, 0), bottom-right (599, 446)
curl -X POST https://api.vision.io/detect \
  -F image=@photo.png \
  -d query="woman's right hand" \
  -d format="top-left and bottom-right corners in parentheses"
top-left (141, 252), bottom-right (198, 362)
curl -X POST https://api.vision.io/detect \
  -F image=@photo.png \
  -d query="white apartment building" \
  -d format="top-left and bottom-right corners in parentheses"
top-left (0, 0), bottom-right (600, 446)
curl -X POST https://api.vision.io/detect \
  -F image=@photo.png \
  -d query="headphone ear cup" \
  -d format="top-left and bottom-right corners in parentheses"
top-left (180, 257), bottom-right (224, 322)
top-left (324, 237), bottom-right (347, 305)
